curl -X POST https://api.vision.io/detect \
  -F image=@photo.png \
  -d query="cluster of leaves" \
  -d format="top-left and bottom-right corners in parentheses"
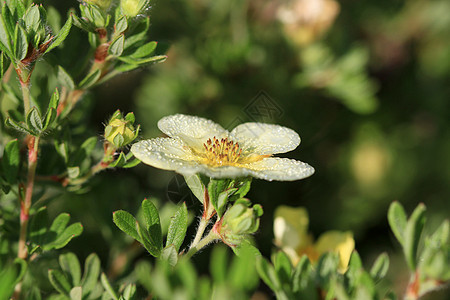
top-left (0, 0), bottom-right (164, 299)
top-left (257, 249), bottom-right (391, 300)
top-left (388, 202), bottom-right (449, 299)
top-left (134, 244), bottom-right (260, 300)
top-left (113, 199), bottom-right (187, 265)
top-left (257, 202), bottom-right (449, 299)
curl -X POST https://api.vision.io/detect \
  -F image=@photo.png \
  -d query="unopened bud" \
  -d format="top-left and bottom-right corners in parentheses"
top-left (214, 200), bottom-right (263, 247)
top-left (85, 0), bottom-right (112, 10)
top-left (120, 0), bottom-right (150, 18)
top-left (104, 110), bottom-right (139, 148)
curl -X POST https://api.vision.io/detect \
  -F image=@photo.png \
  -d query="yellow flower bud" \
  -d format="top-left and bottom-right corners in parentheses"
top-left (85, 0), bottom-right (112, 10)
top-left (104, 110), bottom-right (139, 148)
top-left (120, 0), bottom-right (149, 17)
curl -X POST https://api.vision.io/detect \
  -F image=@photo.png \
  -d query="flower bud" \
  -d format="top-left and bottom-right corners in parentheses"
top-left (120, 0), bottom-right (150, 18)
top-left (214, 200), bottom-right (263, 247)
top-left (84, 0), bottom-right (112, 10)
top-left (104, 110), bottom-right (139, 148)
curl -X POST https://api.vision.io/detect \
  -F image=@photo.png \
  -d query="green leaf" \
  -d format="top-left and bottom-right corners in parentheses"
top-left (256, 257), bottom-right (280, 292)
top-left (122, 283), bottom-right (136, 300)
top-left (404, 203), bottom-right (426, 270)
top-left (13, 24), bottom-right (28, 61)
top-left (216, 188), bottom-right (237, 217)
top-left (78, 68), bottom-right (101, 89)
top-left (166, 202), bottom-right (188, 252)
top-left (59, 252), bottom-right (81, 286)
top-left (292, 255), bottom-right (315, 296)
top-left (141, 199), bottom-right (163, 251)
top-left (49, 88), bottom-right (60, 109)
top-left (354, 272), bottom-right (376, 299)
top-left (49, 213), bottom-right (70, 236)
top-left (176, 260), bottom-right (197, 295)
top-left (101, 273), bottom-right (119, 300)
top-left (0, 13), bottom-right (13, 58)
top-left (57, 66), bottom-right (75, 90)
top-left (129, 41), bottom-right (157, 59)
top-left (23, 4), bottom-right (40, 32)
top-left (208, 179), bottom-right (231, 217)
top-left (135, 261), bottom-right (152, 292)
top-left (114, 16), bottom-right (127, 35)
top-left (109, 152), bottom-right (126, 168)
top-left (388, 201), bottom-right (407, 246)
top-left (113, 210), bottom-right (141, 242)
top-left (29, 206), bottom-right (49, 246)
top-left (80, 253), bottom-right (101, 296)
top-left (369, 252), bottom-right (389, 282)
top-left (70, 287), bottom-right (82, 300)
top-left (229, 243), bottom-right (259, 290)
top-left (0, 265), bottom-right (17, 300)
top-left (184, 174), bottom-right (205, 203)
top-left (48, 269), bottom-right (71, 296)
top-left (315, 252), bottom-right (339, 287)
top-left (210, 245), bottom-right (228, 284)
top-left (45, 223), bottom-right (83, 250)
top-left (117, 54), bottom-right (167, 66)
top-left (26, 107), bottom-right (43, 134)
top-left (43, 108), bottom-right (57, 130)
top-left (122, 157), bottom-right (141, 168)
top-left (108, 34), bottom-right (124, 57)
top-left (161, 244), bottom-right (178, 266)
top-left (2, 139), bottom-right (19, 184)
top-left (273, 250), bottom-right (293, 285)
top-left (137, 222), bottom-right (160, 257)
top-left (346, 251), bottom-right (363, 289)
top-left (427, 219), bottom-right (449, 249)
top-left (72, 14), bottom-right (96, 33)
top-left (5, 116), bottom-right (34, 135)
top-left (45, 14), bottom-right (73, 54)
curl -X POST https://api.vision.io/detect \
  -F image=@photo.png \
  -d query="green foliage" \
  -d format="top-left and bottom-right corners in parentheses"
top-left (257, 250), bottom-right (392, 300)
top-left (0, 1), bottom-right (448, 299)
top-left (166, 202), bottom-right (188, 252)
top-left (135, 244), bottom-right (259, 300)
top-left (388, 202), bottom-right (449, 298)
top-left (28, 207), bottom-right (83, 254)
top-left (113, 199), bottom-right (166, 258)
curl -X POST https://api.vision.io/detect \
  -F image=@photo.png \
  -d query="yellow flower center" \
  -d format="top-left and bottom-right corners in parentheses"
top-left (202, 137), bottom-right (243, 166)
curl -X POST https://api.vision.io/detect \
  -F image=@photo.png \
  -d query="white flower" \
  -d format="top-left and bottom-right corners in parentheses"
top-left (131, 114), bottom-right (315, 181)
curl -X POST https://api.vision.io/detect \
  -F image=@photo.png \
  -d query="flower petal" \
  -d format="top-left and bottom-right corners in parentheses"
top-left (158, 114), bottom-right (228, 150)
top-left (315, 231), bottom-right (355, 273)
top-left (245, 157), bottom-right (315, 181)
top-left (231, 123), bottom-right (300, 155)
top-left (131, 138), bottom-right (198, 171)
top-left (274, 206), bottom-right (312, 251)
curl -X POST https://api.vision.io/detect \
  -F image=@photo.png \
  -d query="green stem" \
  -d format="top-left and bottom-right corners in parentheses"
top-left (184, 230), bottom-right (218, 260)
top-left (21, 81), bottom-right (31, 115)
top-left (190, 217), bottom-right (209, 250)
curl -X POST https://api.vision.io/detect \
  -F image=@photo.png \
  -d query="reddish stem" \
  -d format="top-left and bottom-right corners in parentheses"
top-left (17, 136), bottom-right (40, 260)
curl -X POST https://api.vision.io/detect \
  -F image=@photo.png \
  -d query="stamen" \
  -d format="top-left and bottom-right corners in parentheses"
top-left (202, 136), bottom-right (243, 166)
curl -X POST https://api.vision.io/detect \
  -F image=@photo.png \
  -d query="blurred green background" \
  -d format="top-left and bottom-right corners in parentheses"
top-left (43, 0), bottom-right (449, 298)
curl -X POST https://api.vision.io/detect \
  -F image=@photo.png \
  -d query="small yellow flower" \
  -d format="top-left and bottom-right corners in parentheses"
top-left (131, 114), bottom-right (314, 181)
top-left (274, 205), bottom-right (354, 272)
